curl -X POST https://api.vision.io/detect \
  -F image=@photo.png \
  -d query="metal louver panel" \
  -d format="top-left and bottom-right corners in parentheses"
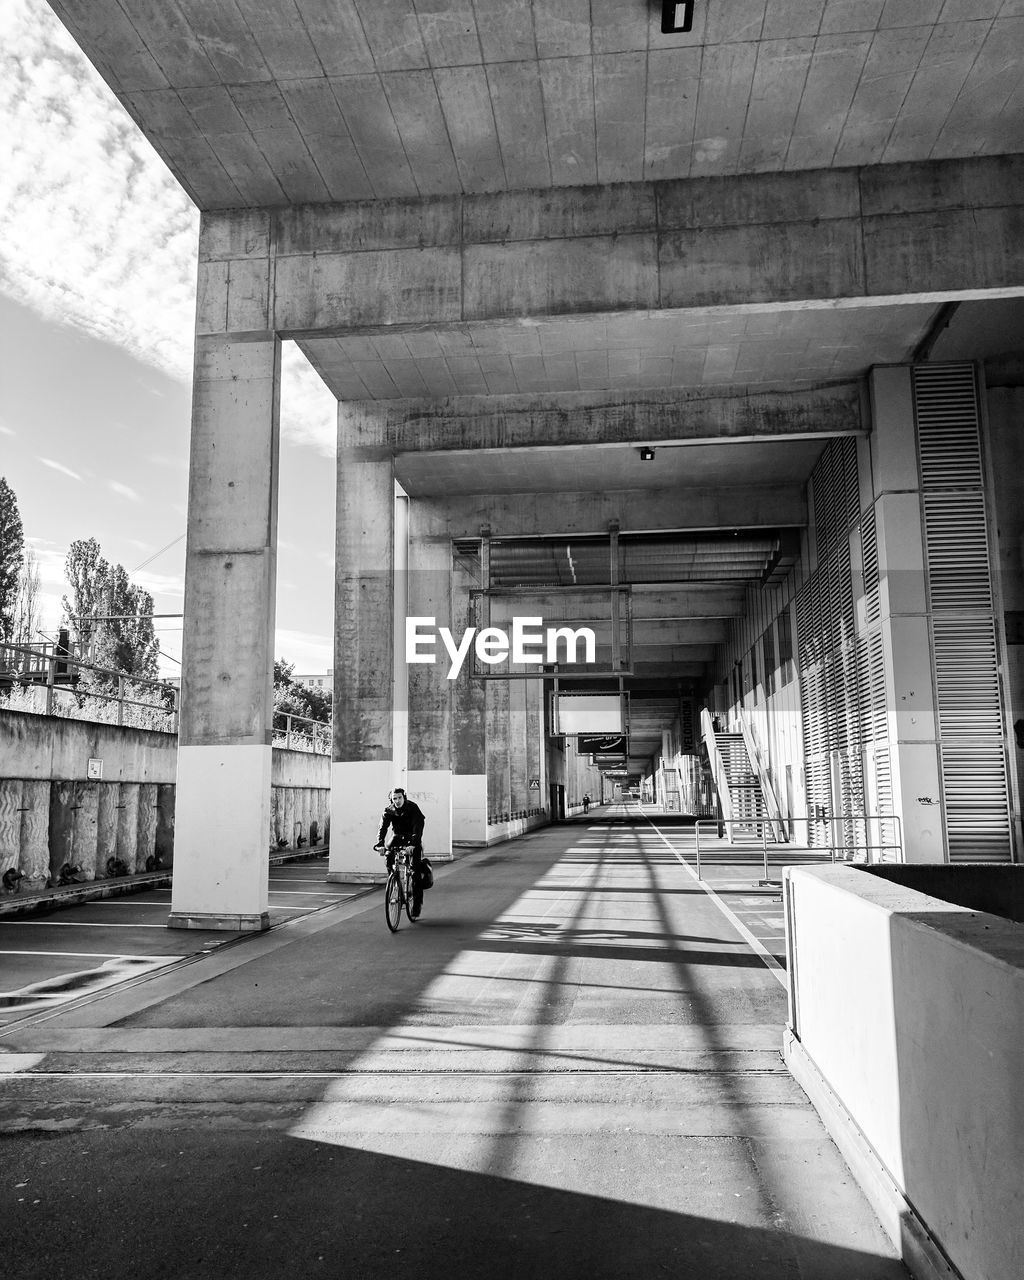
top-left (921, 494), bottom-right (993, 611)
top-left (914, 363), bottom-right (984, 488)
top-left (913, 362), bottom-right (1011, 862)
top-left (861, 504), bottom-right (881, 626)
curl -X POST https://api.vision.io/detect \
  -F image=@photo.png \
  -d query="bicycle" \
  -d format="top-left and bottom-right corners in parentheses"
top-left (379, 840), bottom-right (420, 932)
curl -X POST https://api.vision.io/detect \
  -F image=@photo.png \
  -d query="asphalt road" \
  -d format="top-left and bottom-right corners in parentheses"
top-left (0, 853), bottom-right (367, 1026)
top-left (1, 810), bottom-right (906, 1280)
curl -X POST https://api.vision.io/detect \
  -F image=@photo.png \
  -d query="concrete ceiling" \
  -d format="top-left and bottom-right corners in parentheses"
top-left (298, 300), bottom-right (939, 401)
top-left (397, 437), bottom-right (827, 496)
top-left (48, 2), bottom-right (1024, 769)
top-left (55, 1), bottom-right (1024, 209)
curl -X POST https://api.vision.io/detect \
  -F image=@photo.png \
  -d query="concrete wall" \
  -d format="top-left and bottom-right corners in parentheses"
top-left (784, 864), bottom-right (1024, 1280)
top-left (0, 711), bottom-right (329, 890)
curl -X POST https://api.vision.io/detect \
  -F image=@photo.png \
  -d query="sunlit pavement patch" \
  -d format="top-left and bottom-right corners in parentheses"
top-left (0, 955), bottom-right (176, 1017)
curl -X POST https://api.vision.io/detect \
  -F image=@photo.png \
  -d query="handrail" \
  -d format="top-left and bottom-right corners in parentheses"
top-left (273, 709), bottom-right (331, 755)
top-left (1, 639), bottom-right (178, 727)
top-left (736, 710), bottom-right (788, 842)
top-left (699, 707), bottom-right (733, 823)
top-left (693, 813), bottom-right (904, 881)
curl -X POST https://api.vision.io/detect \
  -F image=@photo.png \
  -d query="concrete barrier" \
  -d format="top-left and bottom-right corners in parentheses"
top-left (783, 864), bottom-right (1024, 1280)
top-left (0, 711), bottom-right (330, 892)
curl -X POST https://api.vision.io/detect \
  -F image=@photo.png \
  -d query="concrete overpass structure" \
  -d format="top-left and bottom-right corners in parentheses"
top-left (43, 1), bottom-right (1024, 930)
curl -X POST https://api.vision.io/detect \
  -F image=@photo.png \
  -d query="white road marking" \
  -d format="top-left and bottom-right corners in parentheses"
top-left (1, 921), bottom-right (172, 929)
top-left (640, 814), bottom-right (787, 989)
top-left (0, 949), bottom-right (166, 959)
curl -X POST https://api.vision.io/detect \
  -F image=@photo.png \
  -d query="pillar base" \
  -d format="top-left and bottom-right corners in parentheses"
top-left (330, 760), bottom-right (400, 879)
top-left (408, 768), bottom-right (453, 858)
top-left (167, 910), bottom-right (270, 932)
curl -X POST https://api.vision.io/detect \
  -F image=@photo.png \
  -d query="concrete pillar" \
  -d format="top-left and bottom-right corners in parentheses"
top-left (452, 546), bottom-right (488, 844)
top-left (486, 679), bottom-right (511, 825)
top-left (509, 679), bottom-right (528, 814)
top-left (328, 423), bottom-right (399, 883)
top-left (20, 780), bottom-right (49, 889)
top-left (96, 782), bottom-right (118, 875)
top-left (526, 678), bottom-right (545, 814)
top-left (170, 334), bottom-right (281, 931)
top-left (116, 784), bottom-right (140, 872)
top-left (869, 367), bottom-right (944, 862)
top-left (407, 508), bottom-right (453, 860)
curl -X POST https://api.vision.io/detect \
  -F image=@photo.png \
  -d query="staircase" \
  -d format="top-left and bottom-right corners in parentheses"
top-left (714, 733), bottom-right (770, 840)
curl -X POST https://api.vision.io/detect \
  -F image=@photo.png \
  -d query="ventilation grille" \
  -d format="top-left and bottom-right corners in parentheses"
top-left (914, 363), bottom-right (1011, 862)
top-left (860, 503), bottom-right (881, 626)
top-left (914, 363), bottom-right (984, 488)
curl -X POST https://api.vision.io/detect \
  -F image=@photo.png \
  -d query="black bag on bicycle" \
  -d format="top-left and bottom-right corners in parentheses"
top-left (420, 858), bottom-right (434, 890)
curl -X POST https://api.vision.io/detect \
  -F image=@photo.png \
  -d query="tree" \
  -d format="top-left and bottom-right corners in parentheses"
top-left (0, 477), bottom-right (25, 643)
top-left (274, 658), bottom-right (331, 725)
top-left (62, 538), bottom-right (159, 678)
top-left (11, 547), bottom-right (41, 647)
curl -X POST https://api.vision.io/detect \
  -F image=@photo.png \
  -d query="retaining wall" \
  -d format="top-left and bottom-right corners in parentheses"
top-left (0, 711), bottom-right (329, 891)
top-left (784, 864), bottom-right (1024, 1280)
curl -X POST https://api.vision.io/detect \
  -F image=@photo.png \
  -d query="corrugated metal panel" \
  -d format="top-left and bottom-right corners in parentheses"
top-left (914, 362), bottom-right (1011, 862)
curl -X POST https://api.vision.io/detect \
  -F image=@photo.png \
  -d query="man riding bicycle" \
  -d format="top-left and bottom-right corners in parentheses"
top-left (374, 788), bottom-right (426, 918)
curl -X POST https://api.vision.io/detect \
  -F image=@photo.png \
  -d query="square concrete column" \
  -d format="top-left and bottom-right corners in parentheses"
top-left (452, 546), bottom-right (488, 844)
top-left (407, 505), bottom-right (453, 861)
top-left (170, 335), bottom-right (281, 931)
top-left (328, 428), bottom-right (401, 883)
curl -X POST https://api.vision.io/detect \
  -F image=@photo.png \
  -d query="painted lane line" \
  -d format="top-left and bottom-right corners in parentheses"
top-left (0, 921), bottom-right (178, 929)
top-left (641, 814), bottom-right (787, 989)
top-left (0, 950), bottom-right (169, 959)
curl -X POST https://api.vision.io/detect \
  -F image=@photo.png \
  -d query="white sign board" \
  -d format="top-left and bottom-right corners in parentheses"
top-left (554, 694), bottom-right (624, 735)
top-left (87, 758), bottom-right (103, 780)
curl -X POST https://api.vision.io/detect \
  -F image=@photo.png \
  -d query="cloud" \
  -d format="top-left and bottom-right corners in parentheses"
top-left (0, 423), bottom-right (14, 436)
top-left (275, 627), bottom-right (332, 672)
top-left (108, 479), bottom-right (141, 503)
top-left (0, 2), bottom-right (199, 381)
top-left (0, 4), bottom-right (341, 458)
top-left (37, 456), bottom-right (82, 481)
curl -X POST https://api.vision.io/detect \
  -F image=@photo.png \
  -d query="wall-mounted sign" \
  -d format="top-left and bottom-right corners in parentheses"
top-left (87, 758), bottom-right (103, 780)
top-left (578, 734), bottom-right (626, 755)
top-left (529, 778), bottom-right (540, 790)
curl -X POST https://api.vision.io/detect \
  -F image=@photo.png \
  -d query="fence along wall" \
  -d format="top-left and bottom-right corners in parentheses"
top-left (0, 711), bottom-right (329, 891)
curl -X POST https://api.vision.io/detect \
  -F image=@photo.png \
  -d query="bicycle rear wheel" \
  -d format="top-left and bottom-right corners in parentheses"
top-left (384, 872), bottom-right (402, 932)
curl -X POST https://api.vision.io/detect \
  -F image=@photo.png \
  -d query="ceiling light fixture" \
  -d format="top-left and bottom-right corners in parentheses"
top-left (640, 447), bottom-right (656, 462)
top-left (661, 1), bottom-right (695, 33)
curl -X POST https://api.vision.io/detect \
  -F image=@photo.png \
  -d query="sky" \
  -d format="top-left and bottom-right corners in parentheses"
top-left (0, 0), bottom-right (338, 677)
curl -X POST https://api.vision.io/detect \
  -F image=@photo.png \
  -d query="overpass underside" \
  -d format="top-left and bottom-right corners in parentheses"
top-left (40, 2), bottom-right (1024, 929)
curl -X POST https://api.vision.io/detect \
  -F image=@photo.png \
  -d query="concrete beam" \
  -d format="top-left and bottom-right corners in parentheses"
top-left (197, 155), bottom-right (1024, 339)
top-left (347, 383), bottom-right (863, 452)
top-left (437, 487), bottom-right (806, 539)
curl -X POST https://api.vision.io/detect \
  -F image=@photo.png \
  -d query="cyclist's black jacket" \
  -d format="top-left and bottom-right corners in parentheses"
top-left (377, 800), bottom-right (425, 846)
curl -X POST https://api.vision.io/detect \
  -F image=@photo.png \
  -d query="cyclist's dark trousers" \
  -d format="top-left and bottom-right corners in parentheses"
top-left (386, 841), bottom-right (423, 912)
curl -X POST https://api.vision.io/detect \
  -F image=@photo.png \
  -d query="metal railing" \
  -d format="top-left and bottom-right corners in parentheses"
top-left (273, 710), bottom-right (331, 755)
top-left (0, 640), bottom-right (178, 730)
top-left (693, 813), bottom-right (904, 882)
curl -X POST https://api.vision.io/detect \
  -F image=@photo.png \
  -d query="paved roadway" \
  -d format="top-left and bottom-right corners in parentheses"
top-left (0, 854), bottom-right (365, 1026)
top-left (1, 808), bottom-right (906, 1280)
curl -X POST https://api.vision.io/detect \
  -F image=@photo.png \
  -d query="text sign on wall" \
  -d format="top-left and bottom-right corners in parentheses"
top-left (87, 758), bottom-right (103, 780)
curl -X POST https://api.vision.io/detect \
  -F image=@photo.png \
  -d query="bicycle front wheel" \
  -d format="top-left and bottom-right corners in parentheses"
top-left (404, 866), bottom-right (419, 923)
top-left (384, 872), bottom-right (402, 932)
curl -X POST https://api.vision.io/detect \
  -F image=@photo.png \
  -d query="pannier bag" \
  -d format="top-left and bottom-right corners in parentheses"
top-left (420, 859), bottom-right (434, 890)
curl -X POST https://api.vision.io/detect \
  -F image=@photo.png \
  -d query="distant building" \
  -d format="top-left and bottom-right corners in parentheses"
top-left (293, 669), bottom-right (333, 694)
